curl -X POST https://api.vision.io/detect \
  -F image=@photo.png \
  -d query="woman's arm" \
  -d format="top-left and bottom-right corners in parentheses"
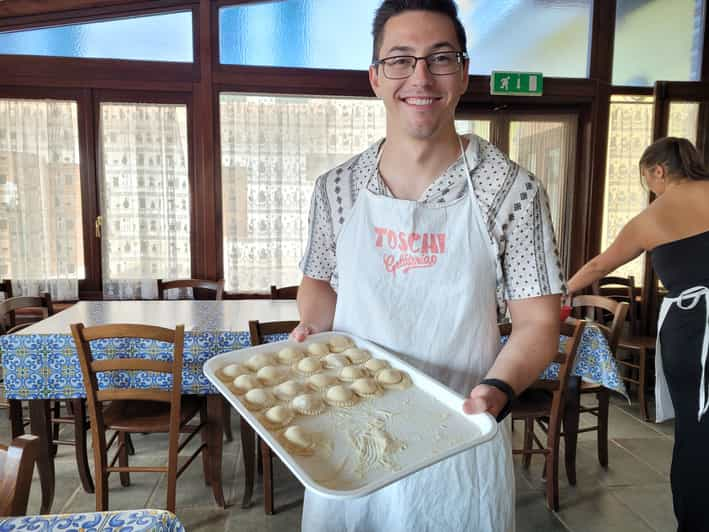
top-left (567, 215), bottom-right (647, 295)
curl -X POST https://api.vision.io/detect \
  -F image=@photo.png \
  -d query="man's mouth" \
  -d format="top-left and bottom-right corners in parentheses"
top-left (402, 97), bottom-right (440, 106)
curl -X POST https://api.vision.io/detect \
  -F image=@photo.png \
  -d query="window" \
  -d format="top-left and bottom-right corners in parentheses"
top-left (0, 98), bottom-right (84, 299)
top-left (613, 0), bottom-right (705, 86)
top-left (509, 116), bottom-right (577, 270)
top-left (0, 11), bottom-right (193, 62)
top-left (601, 95), bottom-right (654, 282)
top-left (220, 94), bottom-right (386, 292)
top-left (219, 0), bottom-right (593, 78)
top-left (98, 102), bottom-right (191, 299)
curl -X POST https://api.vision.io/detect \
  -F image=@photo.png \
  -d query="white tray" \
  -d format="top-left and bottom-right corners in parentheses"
top-left (203, 331), bottom-right (498, 500)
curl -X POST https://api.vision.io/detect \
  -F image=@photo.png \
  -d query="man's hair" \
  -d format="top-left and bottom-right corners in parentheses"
top-left (371, 0), bottom-right (468, 63)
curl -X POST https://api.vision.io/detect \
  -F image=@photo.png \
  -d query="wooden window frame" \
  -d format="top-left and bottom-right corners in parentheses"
top-left (0, 0), bottom-right (706, 299)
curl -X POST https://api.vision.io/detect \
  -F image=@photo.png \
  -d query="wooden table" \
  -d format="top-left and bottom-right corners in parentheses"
top-left (0, 300), bottom-right (299, 514)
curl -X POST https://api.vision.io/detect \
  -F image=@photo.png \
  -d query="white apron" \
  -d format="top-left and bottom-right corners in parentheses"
top-left (301, 138), bottom-right (515, 532)
top-left (654, 286), bottom-right (709, 423)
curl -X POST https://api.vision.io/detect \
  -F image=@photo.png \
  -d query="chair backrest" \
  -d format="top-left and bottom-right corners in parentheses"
top-left (248, 320), bottom-right (301, 346)
top-left (157, 279), bottom-right (224, 300)
top-left (501, 319), bottom-right (585, 416)
top-left (570, 295), bottom-right (629, 352)
top-left (269, 285), bottom-right (298, 300)
top-left (0, 293), bottom-right (53, 334)
top-left (70, 323), bottom-right (185, 448)
top-left (0, 435), bottom-right (39, 517)
top-left (592, 275), bottom-right (637, 334)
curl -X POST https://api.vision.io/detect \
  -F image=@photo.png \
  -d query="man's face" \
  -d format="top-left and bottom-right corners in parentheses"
top-left (369, 10), bottom-right (469, 141)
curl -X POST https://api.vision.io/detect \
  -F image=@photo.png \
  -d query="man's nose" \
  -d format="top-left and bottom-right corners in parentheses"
top-left (409, 58), bottom-right (433, 85)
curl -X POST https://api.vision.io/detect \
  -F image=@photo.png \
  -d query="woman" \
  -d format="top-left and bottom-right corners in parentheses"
top-left (567, 136), bottom-right (709, 531)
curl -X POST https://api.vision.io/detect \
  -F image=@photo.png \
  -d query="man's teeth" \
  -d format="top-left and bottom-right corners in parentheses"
top-left (406, 98), bottom-right (434, 105)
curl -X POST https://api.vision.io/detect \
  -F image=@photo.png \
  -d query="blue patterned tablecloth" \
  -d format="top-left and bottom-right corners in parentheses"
top-left (0, 331), bottom-right (268, 400)
top-left (503, 324), bottom-right (628, 399)
top-left (0, 509), bottom-right (184, 532)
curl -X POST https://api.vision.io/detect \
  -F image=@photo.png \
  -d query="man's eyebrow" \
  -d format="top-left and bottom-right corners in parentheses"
top-left (383, 41), bottom-right (458, 56)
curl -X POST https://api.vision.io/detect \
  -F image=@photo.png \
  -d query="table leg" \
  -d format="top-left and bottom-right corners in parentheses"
top-left (206, 394), bottom-right (225, 508)
top-left (240, 417), bottom-right (256, 509)
top-left (563, 376), bottom-right (580, 486)
top-left (29, 399), bottom-right (55, 514)
top-left (8, 399), bottom-right (25, 438)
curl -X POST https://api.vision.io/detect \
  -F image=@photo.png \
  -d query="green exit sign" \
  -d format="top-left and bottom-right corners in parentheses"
top-left (490, 71), bottom-right (543, 96)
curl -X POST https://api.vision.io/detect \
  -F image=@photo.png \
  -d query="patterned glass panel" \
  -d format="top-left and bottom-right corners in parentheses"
top-left (668, 102), bottom-right (700, 145)
top-left (601, 95), bottom-right (654, 283)
top-left (0, 11), bottom-right (193, 62)
top-left (613, 0), bottom-right (705, 86)
top-left (220, 94), bottom-right (386, 292)
top-left (220, 0), bottom-right (592, 77)
top-left (99, 103), bottom-right (191, 299)
top-left (0, 99), bottom-right (84, 300)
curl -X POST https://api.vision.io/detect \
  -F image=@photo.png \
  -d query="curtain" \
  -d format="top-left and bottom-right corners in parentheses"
top-left (220, 94), bottom-right (387, 292)
top-left (0, 98), bottom-right (83, 300)
top-left (509, 115), bottom-right (578, 273)
top-left (98, 102), bottom-right (191, 300)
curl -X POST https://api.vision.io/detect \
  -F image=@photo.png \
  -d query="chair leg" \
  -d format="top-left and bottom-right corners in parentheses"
top-left (638, 347), bottom-right (650, 421)
top-left (223, 400), bottom-right (233, 442)
top-left (9, 399), bottom-right (25, 438)
top-left (72, 399), bottom-right (94, 493)
top-left (261, 438), bottom-right (275, 515)
top-left (547, 445), bottom-right (559, 511)
top-left (125, 433), bottom-right (136, 456)
top-left (597, 388), bottom-right (609, 468)
top-left (257, 441), bottom-right (263, 476)
top-left (118, 432), bottom-right (130, 487)
top-left (95, 447), bottom-right (109, 512)
top-left (200, 402), bottom-right (211, 486)
top-left (522, 418), bottom-right (533, 469)
top-left (563, 377), bottom-right (581, 486)
top-left (240, 417), bottom-right (256, 509)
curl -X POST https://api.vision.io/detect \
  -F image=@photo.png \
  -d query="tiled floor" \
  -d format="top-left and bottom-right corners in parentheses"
top-left (1, 394), bottom-right (676, 532)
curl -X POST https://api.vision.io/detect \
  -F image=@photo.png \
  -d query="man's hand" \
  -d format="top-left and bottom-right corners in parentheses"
top-left (290, 322), bottom-right (316, 342)
top-left (462, 384), bottom-right (508, 417)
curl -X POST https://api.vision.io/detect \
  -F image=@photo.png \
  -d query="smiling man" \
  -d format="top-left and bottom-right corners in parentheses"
top-left (293, 1), bottom-right (564, 530)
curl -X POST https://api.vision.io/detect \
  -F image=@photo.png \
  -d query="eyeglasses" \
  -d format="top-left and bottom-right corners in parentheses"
top-left (372, 51), bottom-right (468, 80)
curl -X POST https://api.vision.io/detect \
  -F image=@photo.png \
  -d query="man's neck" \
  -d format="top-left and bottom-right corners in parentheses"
top-left (378, 127), bottom-right (465, 201)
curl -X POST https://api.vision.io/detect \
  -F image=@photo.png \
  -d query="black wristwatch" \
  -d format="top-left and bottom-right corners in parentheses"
top-left (480, 378), bottom-right (516, 423)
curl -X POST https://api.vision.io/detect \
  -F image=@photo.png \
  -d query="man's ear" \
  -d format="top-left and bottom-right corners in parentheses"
top-left (369, 65), bottom-right (382, 97)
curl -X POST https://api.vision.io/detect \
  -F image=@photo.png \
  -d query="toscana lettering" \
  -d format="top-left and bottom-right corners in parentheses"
top-left (374, 226), bottom-right (446, 275)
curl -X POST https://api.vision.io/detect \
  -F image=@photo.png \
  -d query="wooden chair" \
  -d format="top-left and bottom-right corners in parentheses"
top-left (567, 295), bottom-right (628, 476)
top-left (509, 319), bottom-right (586, 511)
top-left (243, 319), bottom-right (300, 514)
top-left (0, 295), bottom-right (95, 495)
top-left (0, 435), bottom-right (39, 517)
top-left (593, 276), bottom-right (655, 420)
top-left (70, 323), bottom-right (212, 512)
top-left (269, 285), bottom-right (298, 300)
top-left (0, 279), bottom-right (12, 299)
top-left (157, 279), bottom-right (225, 301)
top-left (157, 278), bottom-right (233, 441)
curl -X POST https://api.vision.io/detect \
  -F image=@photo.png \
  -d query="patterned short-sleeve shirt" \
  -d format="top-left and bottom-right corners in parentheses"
top-left (299, 134), bottom-right (566, 318)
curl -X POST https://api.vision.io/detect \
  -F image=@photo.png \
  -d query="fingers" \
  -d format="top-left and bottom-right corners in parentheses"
top-left (290, 323), bottom-right (312, 342)
top-left (462, 396), bottom-right (489, 415)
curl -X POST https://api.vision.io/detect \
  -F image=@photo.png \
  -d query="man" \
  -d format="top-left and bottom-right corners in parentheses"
top-left (293, 1), bottom-right (563, 530)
